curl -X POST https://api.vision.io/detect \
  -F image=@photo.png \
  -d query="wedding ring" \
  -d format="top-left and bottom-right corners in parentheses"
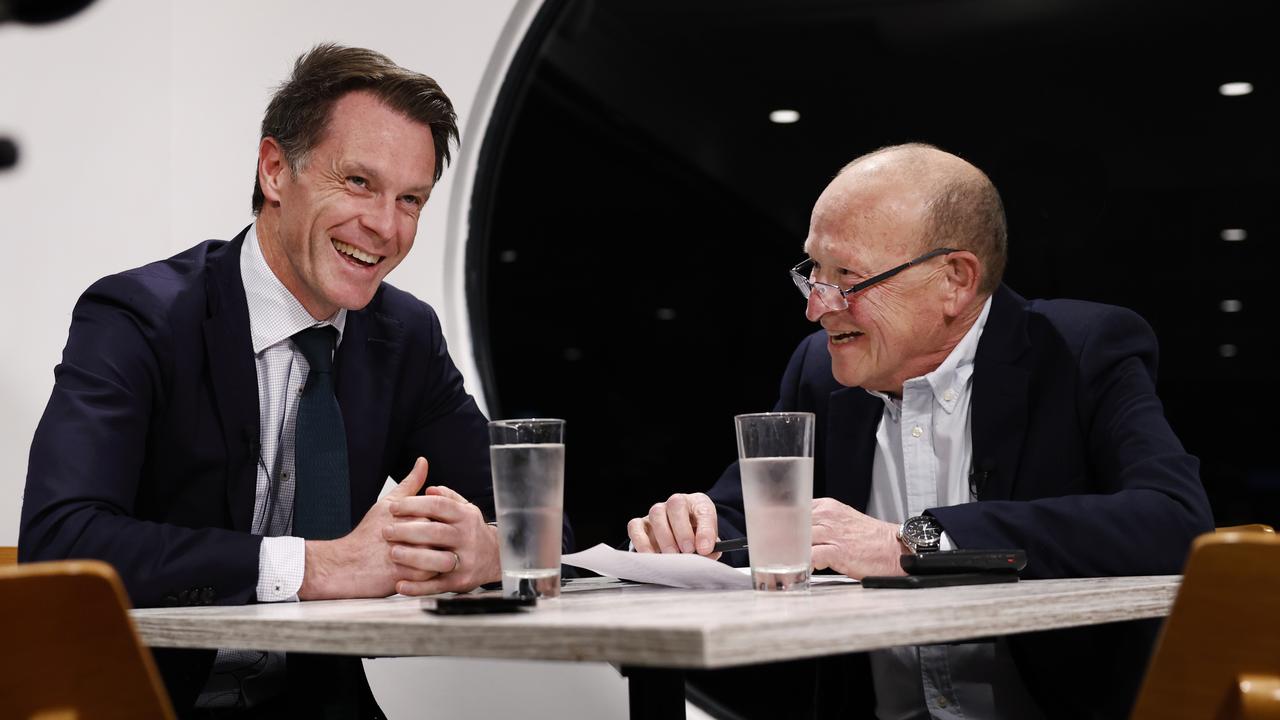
top-left (449, 551), bottom-right (461, 573)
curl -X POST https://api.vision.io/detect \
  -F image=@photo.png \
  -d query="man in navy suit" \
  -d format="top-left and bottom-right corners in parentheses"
top-left (628, 144), bottom-right (1212, 719)
top-left (20, 45), bottom-right (525, 716)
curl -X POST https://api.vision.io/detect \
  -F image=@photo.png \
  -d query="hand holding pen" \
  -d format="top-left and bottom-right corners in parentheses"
top-left (627, 491), bottom-right (724, 556)
top-left (712, 537), bottom-right (748, 553)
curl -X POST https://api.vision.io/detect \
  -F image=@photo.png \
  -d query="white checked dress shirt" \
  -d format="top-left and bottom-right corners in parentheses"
top-left (196, 224), bottom-right (346, 708)
top-left (862, 297), bottom-right (1044, 720)
top-left (241, 223), bottom-right (346, 600)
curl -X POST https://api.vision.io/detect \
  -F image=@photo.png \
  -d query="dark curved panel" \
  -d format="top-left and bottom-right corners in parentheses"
top-left (472, 0), bottom-right (1279, 553)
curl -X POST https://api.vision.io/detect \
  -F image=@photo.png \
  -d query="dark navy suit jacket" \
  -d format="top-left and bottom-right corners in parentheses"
top-left (706, 285), bottom-right (1213, 719)
top-left (20, 229), bottom-right (569, 712)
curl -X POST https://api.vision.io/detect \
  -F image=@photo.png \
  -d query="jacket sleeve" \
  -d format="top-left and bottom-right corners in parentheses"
top-left (19, 275), bottom-right (261, 607)
top-left (928, 305), bottom-right (1213, 578)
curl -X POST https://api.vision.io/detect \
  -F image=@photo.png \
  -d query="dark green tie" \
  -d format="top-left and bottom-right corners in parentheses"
top-left (291, 326), bottom-right (350, 540)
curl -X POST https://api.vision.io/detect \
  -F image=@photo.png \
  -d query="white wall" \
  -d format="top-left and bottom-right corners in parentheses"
top-left (0, 0), bottom-right (511, 563)
top-left (0, 1), bottom-right (635, 716)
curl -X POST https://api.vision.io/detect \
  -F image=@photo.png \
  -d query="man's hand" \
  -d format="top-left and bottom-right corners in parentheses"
top-left (382, 483), bottom-right (501, 596)
top-left (627, 492), bottom-right (721, 558)
top-left (299, 457), bottom-right (433, 600)
top-left (810, 497), bottom-right (907, 579)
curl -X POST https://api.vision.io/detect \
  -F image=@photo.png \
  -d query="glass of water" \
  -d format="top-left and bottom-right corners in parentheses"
top-left (734, 412), bottom-right (815, 592)
top-left (488, 418), bottom-right (565, 599)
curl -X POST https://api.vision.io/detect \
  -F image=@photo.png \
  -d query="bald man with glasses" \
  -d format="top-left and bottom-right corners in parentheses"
top-left (626, 144), bottom-right (1211, 720)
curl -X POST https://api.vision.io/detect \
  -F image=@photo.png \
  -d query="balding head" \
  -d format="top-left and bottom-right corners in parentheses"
top-left (801, 143), bottom-right (1002, 394)
top-left (834, 144), bottom-right (1007, 294)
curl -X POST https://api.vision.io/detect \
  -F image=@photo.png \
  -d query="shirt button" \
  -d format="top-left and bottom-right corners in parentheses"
top-left (937, 697), bottom-right (949, 708)
top-left (943, 389), bottom-right (955, 402)
top-left (911, 425), bottom-right (923, 438)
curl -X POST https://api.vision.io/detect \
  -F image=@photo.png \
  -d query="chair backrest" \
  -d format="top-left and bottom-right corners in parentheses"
top-left (1, 545), bottom-right (17, 566)
top-left (1131, 532), bottom-right (1280, 720)
top-left (0, 559), bottom-right (175, 720)
top-left (1216, 524), bottom-right (1276, 534)
top-left (1213, 520), bottom-right (1274, 532)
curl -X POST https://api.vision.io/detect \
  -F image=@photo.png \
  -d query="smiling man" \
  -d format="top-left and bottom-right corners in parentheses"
top-left (19, 45), bottom-right (524, 717)
top-left (627, 144), bottom-right (1212, 719)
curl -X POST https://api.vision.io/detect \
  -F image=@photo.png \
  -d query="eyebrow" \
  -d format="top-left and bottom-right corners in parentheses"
top-left (806, 253), bottom-right (872, 279)
top-left (344, 162), bottom-right (434, 198)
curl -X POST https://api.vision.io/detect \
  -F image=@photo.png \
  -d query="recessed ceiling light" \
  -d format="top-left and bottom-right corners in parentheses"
top-left (1220, 228), bottom-right (1247, 242)
top-left (1219, 82), bottom-right (1253, 97)
top-left (769, 109), bottom-right (801, 124)
top-left (1219, 344), bottom-right (1238, 358)
top-left (1220, 299), bottom-right (1243, 313)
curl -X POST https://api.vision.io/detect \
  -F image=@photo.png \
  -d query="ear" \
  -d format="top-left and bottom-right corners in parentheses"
top-left (257, 137), bottom-right (290, 208)
top-left (940, 250), bottom-right (983, 318)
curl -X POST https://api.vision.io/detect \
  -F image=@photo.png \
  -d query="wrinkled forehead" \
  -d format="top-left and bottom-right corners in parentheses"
top-left (320, 90), bottom-right (438, 190)
top-left (803, 175), bottom-right (929, 268)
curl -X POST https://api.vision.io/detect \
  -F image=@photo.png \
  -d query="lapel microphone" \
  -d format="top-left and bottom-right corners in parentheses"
top-left (969, 462), bottom-right (993, 498)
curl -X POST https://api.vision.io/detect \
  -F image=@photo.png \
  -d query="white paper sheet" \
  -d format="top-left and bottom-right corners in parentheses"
top-left (561, 543), bottom-right (752, 589)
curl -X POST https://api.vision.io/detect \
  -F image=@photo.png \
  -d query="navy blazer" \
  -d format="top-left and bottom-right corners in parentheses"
top-left (20, 229), bottom-right (571, 710)
top-left (19, 228), bottom-right (520, 603)
top-left (706, 285), bottom-right (1213, 719)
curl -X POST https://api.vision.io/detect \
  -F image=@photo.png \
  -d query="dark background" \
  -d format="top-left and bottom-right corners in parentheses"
top-left (471, 0), bottom-right (1278, 553)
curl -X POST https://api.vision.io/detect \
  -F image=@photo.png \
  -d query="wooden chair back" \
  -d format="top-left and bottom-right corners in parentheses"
top-left (1, 545), bottom-right (17, 565)
top-left (0, 559), bottom-right (174, 720)
top-left (1216, 524), bottom-right (1276, 534)
top-left (1132, 532), bottom-right (1280, 720)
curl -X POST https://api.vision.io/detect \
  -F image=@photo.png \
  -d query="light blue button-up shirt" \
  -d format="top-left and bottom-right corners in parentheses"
top-left (863, 296), bottom-right (1044, 720)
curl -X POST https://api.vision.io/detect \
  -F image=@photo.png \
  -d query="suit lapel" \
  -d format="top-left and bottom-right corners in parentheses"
top-left (202, 229), bottom-right (260, 533)
top-left (970, 286), bottom-right (1032, 501)
top-left (335, 297), bottom-right (403, 518)
top-left (825, 386), bottom-right (883, 511)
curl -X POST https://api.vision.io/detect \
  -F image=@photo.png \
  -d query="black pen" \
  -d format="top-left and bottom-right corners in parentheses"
top-left (712, 537), bottom-right (748, 553)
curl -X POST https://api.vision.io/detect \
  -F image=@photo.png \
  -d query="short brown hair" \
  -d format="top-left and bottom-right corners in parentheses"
top-left (251, 43), bottom-right (459, 214)
top-left (844, 143), bottom-right (1008, 294)
top-left (922, 166), bottom-right (1007, 294)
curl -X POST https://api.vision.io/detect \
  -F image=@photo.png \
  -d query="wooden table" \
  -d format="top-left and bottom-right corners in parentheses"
top-left (132, 575), bottom-right (1180, 717)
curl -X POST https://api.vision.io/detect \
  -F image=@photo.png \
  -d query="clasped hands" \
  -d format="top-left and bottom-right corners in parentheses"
top-left (627, 492), bottom-right (906, 579)
top-left (299, 457), bottom-right (501, 600)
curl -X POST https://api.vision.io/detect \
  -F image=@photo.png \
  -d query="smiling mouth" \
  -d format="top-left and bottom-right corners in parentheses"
top-left (830, 331), bottom-right (864, 345)
top-left (332, 239), bottom-right (383, 268)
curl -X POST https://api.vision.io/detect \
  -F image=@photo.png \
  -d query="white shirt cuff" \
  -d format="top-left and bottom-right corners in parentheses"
top-left (938, 531), bottom-right (956, 552)
top-left (256, 535), bottom-right (305, 602)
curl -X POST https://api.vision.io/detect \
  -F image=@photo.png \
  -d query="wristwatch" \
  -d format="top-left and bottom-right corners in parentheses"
top-left (898, 514), bottom-right (943, 554)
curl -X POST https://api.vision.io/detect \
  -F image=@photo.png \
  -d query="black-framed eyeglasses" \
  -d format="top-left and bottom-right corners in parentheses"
top-left (790, 247), bottom-right (959, 313)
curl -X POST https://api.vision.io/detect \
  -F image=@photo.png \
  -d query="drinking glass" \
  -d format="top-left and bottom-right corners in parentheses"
top-left (734, 412), bottom-right (815, 592)
top-left (488, 418), bottom-right (565, 599)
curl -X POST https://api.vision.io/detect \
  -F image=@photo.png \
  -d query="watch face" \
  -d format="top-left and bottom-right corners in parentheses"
top-left (904, 516), bottom-right (942, 548)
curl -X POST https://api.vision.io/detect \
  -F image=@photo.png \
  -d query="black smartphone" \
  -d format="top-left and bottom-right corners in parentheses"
top-left (899, 549), bottom-right (1027, 575)
top-left (422, 594), bottom-right (536, 615)
top-left (862, 572), bottom-right (1020, 589)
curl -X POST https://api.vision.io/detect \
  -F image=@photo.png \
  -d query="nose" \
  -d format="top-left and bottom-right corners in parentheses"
top-left (805, 291), bottom-right (830, 323)
top-left (361, 194), bottom-right (398, 243)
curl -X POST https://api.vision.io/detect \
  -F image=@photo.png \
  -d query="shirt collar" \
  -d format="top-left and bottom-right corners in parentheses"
top-left (864, 295), bottom-right (993, 420)
top-left (241, 222), bottom-right (346, 355)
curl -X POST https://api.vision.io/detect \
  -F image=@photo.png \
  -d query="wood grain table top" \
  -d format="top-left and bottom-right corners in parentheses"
top-left (131, 575), bottom-right (1179, 669)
